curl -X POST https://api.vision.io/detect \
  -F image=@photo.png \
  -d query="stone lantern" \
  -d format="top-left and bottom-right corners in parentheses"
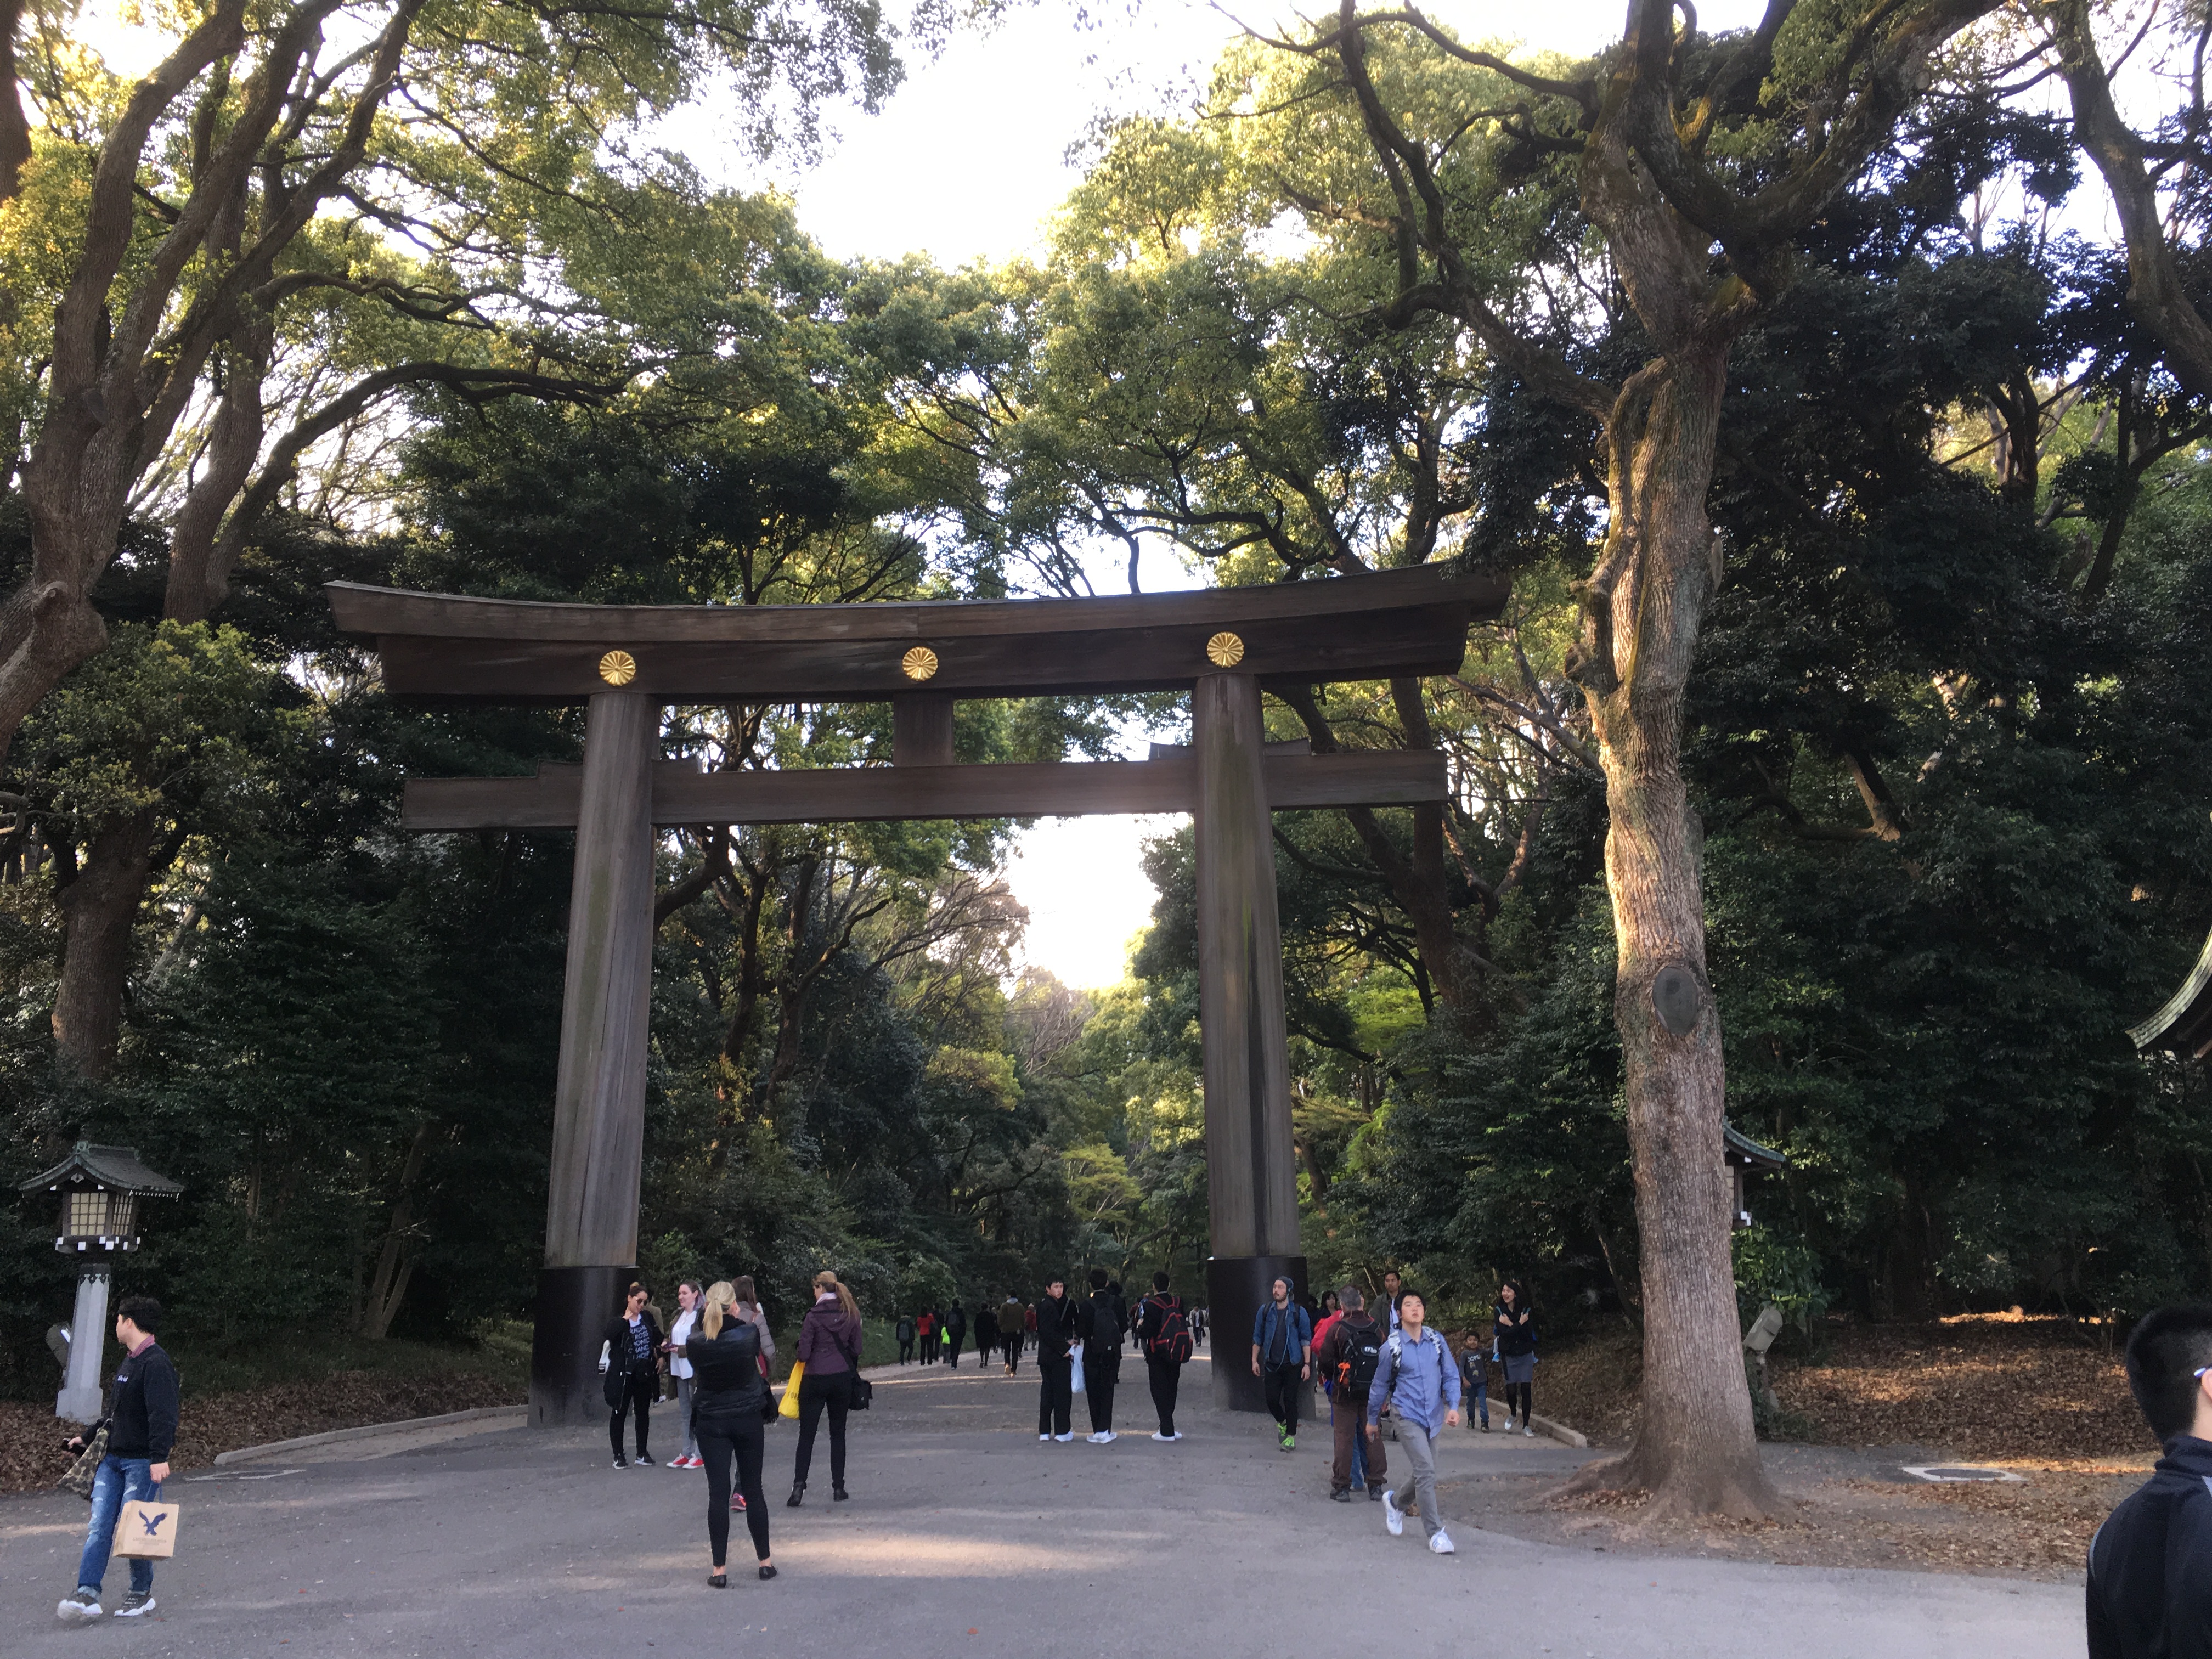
top-left (19, 1142), bottom-right (182, 1422)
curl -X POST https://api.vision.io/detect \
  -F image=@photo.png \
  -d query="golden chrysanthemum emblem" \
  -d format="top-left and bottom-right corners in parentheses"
top-left (597, 649), bottom-right (637, 686)
top-left (1205, 631), bottom-right (1246, 668)
top-left (901, 646), bottom-right (940, 681)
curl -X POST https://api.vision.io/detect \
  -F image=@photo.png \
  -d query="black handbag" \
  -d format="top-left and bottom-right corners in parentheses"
top-left (840, 1328), bottom-right (872, 1410)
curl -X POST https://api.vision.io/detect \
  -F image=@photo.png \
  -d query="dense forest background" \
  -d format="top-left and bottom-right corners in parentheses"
top-left (7, 0), bottom-right (2212, 1394)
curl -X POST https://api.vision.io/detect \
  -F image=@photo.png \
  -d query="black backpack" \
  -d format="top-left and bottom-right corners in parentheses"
top-left (1146, 1295), bottom-right (1193, 1363)
top-left (1336, 1317), bottom-right (1383, 1391)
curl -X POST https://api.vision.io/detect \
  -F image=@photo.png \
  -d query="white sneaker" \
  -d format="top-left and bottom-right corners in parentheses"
top-left (1523, 1426), bottom-right (1536, 1438)
top-left (1039, 1432), bottom-right (1051, 1442)
top-left (1428, 1530), bottom-right (1455, 1555)
top-left (1383, 1489), bottom-right (1404, 1537)
top-left (56, 1590), bottom-right (102, 1622)
top-left (1151, 1431), bottom-right (1171, 1441)
top-left (1054, 1432), bottom-right (1075, 1442)
top-left (1085, 1431), bottom-right (1107, 1443)
top-left (1098, 1431), bottom-right (1118, 1443)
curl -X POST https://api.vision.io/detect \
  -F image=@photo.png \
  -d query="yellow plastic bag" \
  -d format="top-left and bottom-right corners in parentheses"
top-left (778, 1361), bottom-right (804, 1419)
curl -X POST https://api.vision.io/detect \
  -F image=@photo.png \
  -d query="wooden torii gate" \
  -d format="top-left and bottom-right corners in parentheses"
top-left (329, 565), bottom-right (1505, 1419)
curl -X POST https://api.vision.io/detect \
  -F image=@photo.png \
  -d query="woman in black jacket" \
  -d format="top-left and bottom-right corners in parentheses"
top-left (601, 1281), bottom-right (664, 1467)
top-left (678, 1282), bottom-right (776, 1584)
top-left (1494, 1280), bottom-right (1537, 1436)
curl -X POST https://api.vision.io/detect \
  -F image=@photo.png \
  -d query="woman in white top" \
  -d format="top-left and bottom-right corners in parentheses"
top-left (665, 1282), bottom-right (703, 1469)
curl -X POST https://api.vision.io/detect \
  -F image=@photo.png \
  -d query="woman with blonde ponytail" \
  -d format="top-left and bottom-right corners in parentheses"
top-left (788, 1269), bottom-right (862, 1507)
top-left (673, 1280), bottom-right (775, 1584)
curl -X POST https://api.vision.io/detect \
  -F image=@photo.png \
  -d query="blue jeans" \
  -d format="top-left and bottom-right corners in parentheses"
top-left (80, 1455), bottom-right (160, 1596)
top-left (1467, 1369), bottom-right (1489, 1426)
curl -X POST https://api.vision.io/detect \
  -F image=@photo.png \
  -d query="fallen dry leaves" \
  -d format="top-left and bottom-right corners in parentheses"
top-left (1485, 1312), bottom-right (2158, 1579)
top-left (0, 1370), bottom-right (521, 1498)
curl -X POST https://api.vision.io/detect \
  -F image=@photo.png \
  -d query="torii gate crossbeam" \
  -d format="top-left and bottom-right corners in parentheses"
top-left (328, 566), bottom-right (1506, 1418)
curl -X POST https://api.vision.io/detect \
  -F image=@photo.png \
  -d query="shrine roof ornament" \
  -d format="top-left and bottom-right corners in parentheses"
top-left (325, 565), bottom-right (1507, 704)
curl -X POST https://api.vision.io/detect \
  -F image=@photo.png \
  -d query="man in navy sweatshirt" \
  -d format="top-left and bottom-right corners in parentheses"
top-left (2087, 1304), bottom-right (2212, 1658)
top-left (58, 1295), bottom-right (179, 1622)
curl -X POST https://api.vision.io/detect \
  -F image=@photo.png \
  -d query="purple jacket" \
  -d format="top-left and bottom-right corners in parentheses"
top-left (796, 1297), bottom-right (861, 1374)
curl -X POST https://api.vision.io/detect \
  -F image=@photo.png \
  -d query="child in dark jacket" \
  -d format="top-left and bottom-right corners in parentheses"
top-left (1459, 1334), bottom-right (1491, 1431)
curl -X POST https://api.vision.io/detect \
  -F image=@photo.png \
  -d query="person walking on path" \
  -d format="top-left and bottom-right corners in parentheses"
top-left (895, 1312), bottom-right (916, 1365)
top-left (1381, 1270), bottom-right (1404, 1333)
top-left (1370, 1292), bottom-right (1461, 1554)
top-left (665, 1280), bottom-right (703, 1468)
top-left (789, 1271), bottom-right (862, 1507)
top-left (1078, 1269), bottom-right (1124, 1442)
top-left (1133, 1272), bottom-right (1192, 1440)
top-left (1034, 1277), bottom-right (1079, 1441)
top-left (1001, 1294), bottom-right (1027, 1374)
top-left (1316, 1285), bottom-right (1387, 1502)
top-left (2087, 1302), bottom-right (2212, 1658)
top-left (1250, 1276), bottom-right (1312, 1452)
top-left (55, 1296), bottom-right (177, 1623)
top-left (945, 1300), bottom-right (967, 1370)
top-left (676, 1282), bottom-right (777, 1585)
top-left (603, 1281), bottom-right (664, 1467)
top-left (1494, 1281), bottom-right (1536, 1436)
top-left (1460, 1331), bottom-right (1492, 1433)
top-left (974, 1301), bottom-right (999, 1367)
top-left (917, 1307), bottom-right (936, 1365)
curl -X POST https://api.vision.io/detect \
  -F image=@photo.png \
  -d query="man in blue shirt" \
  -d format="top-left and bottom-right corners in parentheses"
top-left (1367, 1291), bottom-right (1461, 1554)
top-left (1249, 1276), bottom-right (1312, 1452)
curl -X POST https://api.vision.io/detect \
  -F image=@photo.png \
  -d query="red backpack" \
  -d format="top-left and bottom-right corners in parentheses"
top-left (1145, 1295), bottom-right (1194, 1363)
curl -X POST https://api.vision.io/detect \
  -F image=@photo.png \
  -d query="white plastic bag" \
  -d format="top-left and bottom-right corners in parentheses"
top-left (597, 1340), bottom-right (611, 1374)
top-left (1069, 1341), bottom-right (1086, 1392)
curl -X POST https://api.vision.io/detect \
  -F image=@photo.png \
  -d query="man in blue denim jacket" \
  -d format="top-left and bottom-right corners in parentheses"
top-left (1367, 1291), bottom-right (1460, 1554)
top-left (57, 1296), bottom-right (177, 1622)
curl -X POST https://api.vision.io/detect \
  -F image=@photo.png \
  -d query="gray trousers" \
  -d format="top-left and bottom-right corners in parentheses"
top-left (1393, 1424), bottom-right (1443, 1537)
top-left (676, 1376), bottom-right (697, 1459)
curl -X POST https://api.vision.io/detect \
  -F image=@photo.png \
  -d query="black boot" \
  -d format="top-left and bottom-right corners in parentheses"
top-left (786, 1481), bottom-right (805, 1508)
top-left (832, 1482), bottom-right (849, 1502)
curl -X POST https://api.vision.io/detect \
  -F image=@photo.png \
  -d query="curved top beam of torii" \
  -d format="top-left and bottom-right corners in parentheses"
top-left (324, 563), bottom-right (1508, 703)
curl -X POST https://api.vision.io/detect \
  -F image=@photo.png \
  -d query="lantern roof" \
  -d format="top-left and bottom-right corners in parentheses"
top-left (18, 1141), bottom-right (182, 1198)
top-left (1724, 1122), bottom-right (1786, 1172)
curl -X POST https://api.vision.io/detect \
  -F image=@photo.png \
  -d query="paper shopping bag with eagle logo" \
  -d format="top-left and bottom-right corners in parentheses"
top-left (114, 1499), bottom-right (180, 1559)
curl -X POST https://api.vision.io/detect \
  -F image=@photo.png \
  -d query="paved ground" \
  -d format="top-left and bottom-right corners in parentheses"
top-left (1, 1346), bottom-right (2084, 1658)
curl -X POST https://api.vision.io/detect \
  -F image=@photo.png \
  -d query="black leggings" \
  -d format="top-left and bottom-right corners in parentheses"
top-left (794, 1369), bottom-right (853, 1487)
top-left (610, 1368), bottom-right (653, 1458)
top-left (696, 1414), bottom-right (770, 1566)
top-left (1503, 1379), bottom-right (1532, 1422)
top-left (897, 1336), bottom-right (915, 1363)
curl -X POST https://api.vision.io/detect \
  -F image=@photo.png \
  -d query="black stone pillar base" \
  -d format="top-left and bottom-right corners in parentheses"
top-left (1207, 1253), bottom-right (1311, 1413)
top-left (529, 1264), bottom-right (635, 1429)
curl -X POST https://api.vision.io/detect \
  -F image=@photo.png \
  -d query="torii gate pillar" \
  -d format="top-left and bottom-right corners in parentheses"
top-left (531, 691), bottom-right (657, 1427)
top-left (1194, 674), bottom-right (1307, 1410)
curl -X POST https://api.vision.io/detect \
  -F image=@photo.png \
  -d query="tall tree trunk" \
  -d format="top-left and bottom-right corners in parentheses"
top-left (1565, 341), bottom-right (1778, 1520)
top-left (50, 812), bottom-right (156, 1080)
